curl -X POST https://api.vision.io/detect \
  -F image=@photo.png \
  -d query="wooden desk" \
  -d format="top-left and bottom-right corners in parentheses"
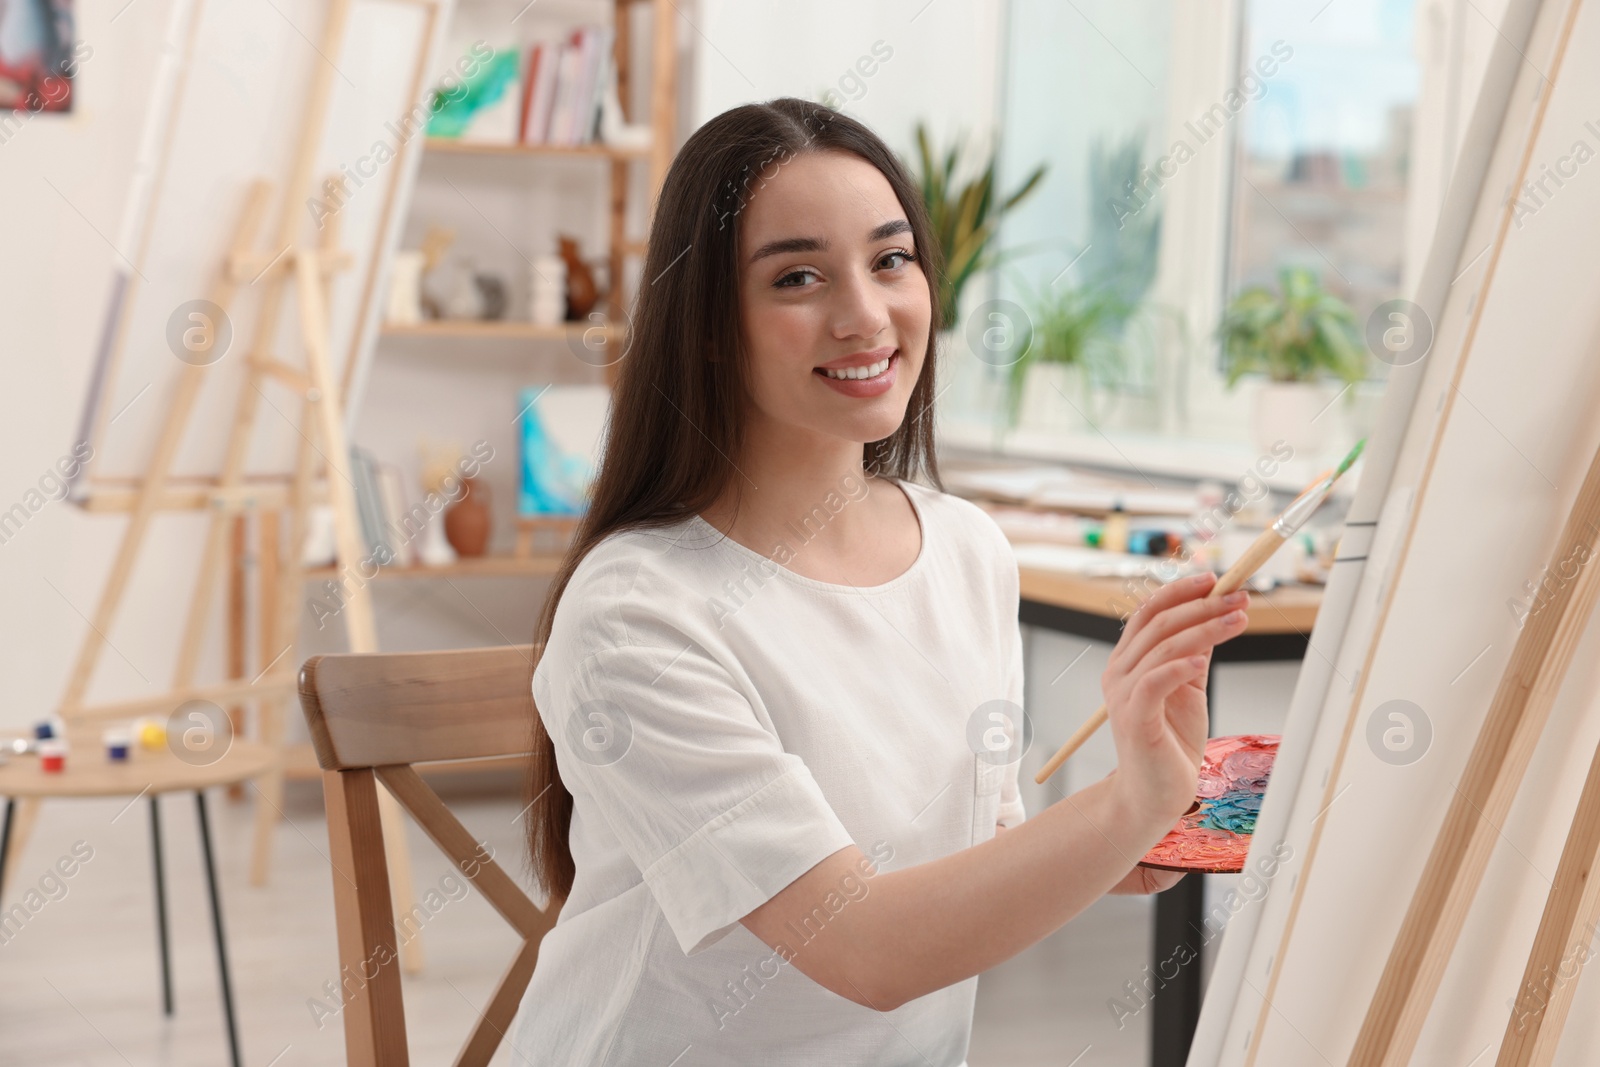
top-left (1019, 568), bottom-right (1321, 638)
top-left (0, 742), bottom-right (274, 1067)
top-left (1016, 566), bottom-right (1319, 1067)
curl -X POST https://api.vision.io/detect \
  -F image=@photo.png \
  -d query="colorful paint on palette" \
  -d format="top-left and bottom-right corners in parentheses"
top-left (1138, 734), bottom-right (1279, 874)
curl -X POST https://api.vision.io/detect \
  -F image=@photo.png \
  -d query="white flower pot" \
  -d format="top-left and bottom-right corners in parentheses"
top-left (1251, 380), bottom-right (1333, 458)
top-left (937, 326), bottom-right (1005, 428)
top-left (1018, 362), bottom-right (1098, 434)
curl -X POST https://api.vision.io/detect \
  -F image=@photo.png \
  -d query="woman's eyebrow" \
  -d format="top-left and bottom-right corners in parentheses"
top-left (867, 218), bottom-right (911, 242)
top-left (747, 218), bottom-right (913, 264)
top-left (749, 235), bottom-right (825, 263)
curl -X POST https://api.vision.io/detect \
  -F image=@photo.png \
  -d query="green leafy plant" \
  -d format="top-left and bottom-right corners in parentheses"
top-left (1083, 131), bottom-right (1162, 318)
top-left (909, 123), bottom-right (1046, 331)
top-left (1002, 282), bottom-right (1132, 429)
top-left (1216, 266), bottom-right (1368, 386)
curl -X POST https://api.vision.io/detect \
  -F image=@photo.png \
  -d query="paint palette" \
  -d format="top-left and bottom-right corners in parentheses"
top-left (1138, 734), bottom-right (1279, 874)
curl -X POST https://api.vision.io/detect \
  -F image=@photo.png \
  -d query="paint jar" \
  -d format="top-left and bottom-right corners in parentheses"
top-left (38, 740), bottom-right (66, 773)
top-left (137, 720), bottom-right (166, 751)
top-left (104, 728), bottom-right (132, 763)
top-left (1102, 504), bottom-right (1130, 554)
top-left (34, 720), bottom-right (55, 741)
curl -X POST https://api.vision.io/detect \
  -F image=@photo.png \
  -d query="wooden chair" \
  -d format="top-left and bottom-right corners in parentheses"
top-left (298, 643), bottom-right (561, 1066)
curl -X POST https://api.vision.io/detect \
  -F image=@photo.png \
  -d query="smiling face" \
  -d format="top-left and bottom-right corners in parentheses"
top-left (736, 148), bottom-right (932, 452)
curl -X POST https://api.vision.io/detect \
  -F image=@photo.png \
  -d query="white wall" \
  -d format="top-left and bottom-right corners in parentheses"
top-left (690, 0), bottom-right (1004, 157)
top-left (0, 0), bottom-right (205, 733)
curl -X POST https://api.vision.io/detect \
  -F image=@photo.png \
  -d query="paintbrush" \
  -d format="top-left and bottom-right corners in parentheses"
top-left (1032, 438), bottom-right (1366, 785)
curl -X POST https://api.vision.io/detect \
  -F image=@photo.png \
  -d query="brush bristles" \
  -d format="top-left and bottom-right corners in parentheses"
top-left (1334, 437), bottom-right (1367, 479)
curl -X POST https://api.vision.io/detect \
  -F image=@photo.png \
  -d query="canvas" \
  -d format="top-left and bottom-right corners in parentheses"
top-left (68, 0), bottom-right (452, 491)
top-left (1191, 0), bottom-right (1600, 1062)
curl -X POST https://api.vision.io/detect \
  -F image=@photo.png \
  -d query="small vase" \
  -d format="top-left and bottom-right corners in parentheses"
top-left (423, 255), bottom-right (484, 320)
top-left (418, 514), bottom-right (457, 567)
top-left (559, 236), bottom-right (599, 320)
top-left (444, 478), bottom-right (491, 558)
top-left (530, 254), bottom-right (566, 327)
top-left (386, 252), bottom-right (425, 325)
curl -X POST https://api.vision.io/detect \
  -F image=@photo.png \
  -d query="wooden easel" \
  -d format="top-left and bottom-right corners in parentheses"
top-left (1499, 700), bottom-right (1600, 1065)
top-left (1215, 0), bottom-right (1598, 1058)
top-left (1346, 434), bottom-right (1600, 1065)
top-left (12, 0), bottom-right (444, 974)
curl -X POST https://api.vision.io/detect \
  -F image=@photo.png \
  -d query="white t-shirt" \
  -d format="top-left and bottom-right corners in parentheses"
top-left (509, 478), bottom-right (1027, 1066)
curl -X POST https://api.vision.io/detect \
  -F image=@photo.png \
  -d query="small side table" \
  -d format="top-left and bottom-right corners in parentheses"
top-left (0, 741), bottom-right (275, 1067)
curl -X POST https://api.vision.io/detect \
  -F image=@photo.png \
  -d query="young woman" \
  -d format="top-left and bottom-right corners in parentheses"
top-left (510, 97), bottom-right (1251, 1066)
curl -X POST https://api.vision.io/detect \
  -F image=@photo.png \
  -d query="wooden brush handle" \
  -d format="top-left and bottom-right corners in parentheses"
top-left (1032, 528), bottom-right (1286, 785)
top-left (1214, 528), bottom-right (1284, 597)
top-left (1033, 704), bottom-right (1108, 784)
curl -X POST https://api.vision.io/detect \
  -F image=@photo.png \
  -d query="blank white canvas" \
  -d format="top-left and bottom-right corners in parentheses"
top-left (1192, 0), bottom-right (1600, 1062)
top-left (74, 0), bottom-right (448, 485)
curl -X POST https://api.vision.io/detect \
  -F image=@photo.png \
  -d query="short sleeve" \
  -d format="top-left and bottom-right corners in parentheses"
top-left (995, 523), bottom-right (1028, 830)
top-left (537, 635), bottom-right (857, 956)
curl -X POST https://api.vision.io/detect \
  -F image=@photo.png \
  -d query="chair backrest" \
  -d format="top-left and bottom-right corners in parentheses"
top-left (298, 643), bottom-right (560, 1067)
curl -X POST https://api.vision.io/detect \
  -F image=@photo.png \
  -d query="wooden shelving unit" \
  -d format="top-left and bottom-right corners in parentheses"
top-left (380, 319), bottom-right (627, 342)
top-left (258, 1), bottom-right (681, 784)
top-left (362, 0), bottom-right (676, 576)
top-left (304, 553), bottom-right (565, 581)
top-left (423, 136), bottom-right (650, 159)
top-left (391, 0), bottom-right (678, 390)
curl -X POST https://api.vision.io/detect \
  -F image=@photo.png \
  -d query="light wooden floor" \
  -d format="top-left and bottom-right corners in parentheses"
top-left (0, 775), bottom-right (1156, 1066)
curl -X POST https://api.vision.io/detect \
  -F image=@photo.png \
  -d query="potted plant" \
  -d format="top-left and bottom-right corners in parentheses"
top-left (989, 132), bottom-right (1165, 439)
top-left (1216, 265), bottom-right (1367, 455)
top-left (1003, 282), bottom-right (1131, 433)
top-left (907, 123), bottom-right (1046, 332)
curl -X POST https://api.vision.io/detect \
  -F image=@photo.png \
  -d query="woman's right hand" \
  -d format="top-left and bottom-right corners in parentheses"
top-left (1100, 572), bottom-right (1251, 828)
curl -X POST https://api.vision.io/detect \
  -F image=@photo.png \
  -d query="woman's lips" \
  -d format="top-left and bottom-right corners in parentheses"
top-left (814, 352), bottom-right (898, 397)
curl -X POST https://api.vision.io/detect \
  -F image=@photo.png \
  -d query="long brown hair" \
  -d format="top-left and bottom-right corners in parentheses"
top-left (527, 96), bottom-right (946, 900)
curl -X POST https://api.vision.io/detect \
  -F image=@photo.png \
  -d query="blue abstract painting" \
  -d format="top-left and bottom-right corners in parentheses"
top-left (518, 385), bottom-right (608, 516)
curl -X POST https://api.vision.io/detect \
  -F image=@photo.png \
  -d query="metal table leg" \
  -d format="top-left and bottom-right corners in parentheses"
top-left (196, 791), bottom-right (242, 1067)
top-left (150, 795), bottom-right (174, 1016)
top-left (1149, 667), bottom-right (1215, 1067)
top-left (1151, 876), bottom-right (1205, 1064)
top-left (0, 798), bottom-right (14, 897)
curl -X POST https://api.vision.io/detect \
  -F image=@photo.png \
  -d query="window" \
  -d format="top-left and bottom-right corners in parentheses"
top-left (1226, 0), bottom-right (1419, 360)
top-left (943, 0), bottom-right (1174, 443)
top-left (947, 0), bottom-right (1422, 465)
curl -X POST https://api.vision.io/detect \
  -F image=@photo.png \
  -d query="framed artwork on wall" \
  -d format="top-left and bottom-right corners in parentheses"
top-left (0, 0), bottom-right (79, 115)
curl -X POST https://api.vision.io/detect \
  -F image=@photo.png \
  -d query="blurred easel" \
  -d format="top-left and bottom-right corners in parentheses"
top-left (9, 0), bottom-right (447, 974)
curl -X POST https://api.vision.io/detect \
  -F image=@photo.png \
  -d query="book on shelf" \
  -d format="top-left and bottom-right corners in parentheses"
top-left (349, 446), bottom-right (386, 561)
top-left (348, 447), bottom-right (420, 566)
top-left (519, 25), bottom-right (614, 147)
top-left (545, 39), bottom-right (581, 144)
top-left (571, 26), bottom-right (612, 145)
top-left (519, 43), bottom-right (555, 146)
top-left (376, 463), bottom-right (417, 566)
